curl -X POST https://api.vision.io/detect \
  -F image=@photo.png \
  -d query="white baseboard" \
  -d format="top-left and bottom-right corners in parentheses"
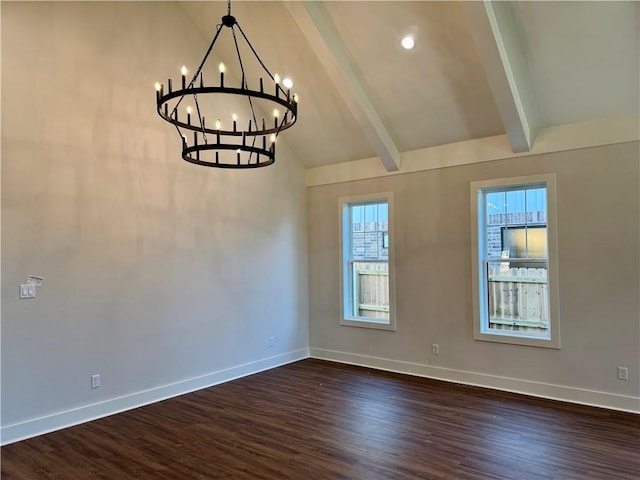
top-left (1, 348), bottom-right (310, 446)
top-left (310, 348), bottom-right (640, 414)
top-left (5, 346), bottom-right (635, 446)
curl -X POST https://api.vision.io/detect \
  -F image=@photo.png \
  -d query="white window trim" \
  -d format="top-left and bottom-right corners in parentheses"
top-left (339, 192), bottom-right (397, 331)
top-left (470, 173), bottom-right (560, 348)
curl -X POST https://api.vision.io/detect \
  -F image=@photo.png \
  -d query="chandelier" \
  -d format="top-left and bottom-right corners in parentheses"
top-left (155, 0), bottom-right (298, 168)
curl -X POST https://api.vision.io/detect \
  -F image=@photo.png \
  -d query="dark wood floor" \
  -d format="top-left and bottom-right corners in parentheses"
top-left (2, 359), bottom-right (638, 480)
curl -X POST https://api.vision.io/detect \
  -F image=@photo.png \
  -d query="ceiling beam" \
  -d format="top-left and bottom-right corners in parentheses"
top-left (286, 1), bottom-right (401, 171)
top-left (465, 1), bottom-right (538, 152)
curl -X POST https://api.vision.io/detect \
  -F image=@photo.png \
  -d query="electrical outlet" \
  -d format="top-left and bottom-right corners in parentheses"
top-left (91, 374), bottom-right (101, 389)
top-left (431, 344), bottom-right (440, 355)
top-left (617, 366), bottom-right (628, 381)
top-left (269, 336), bottom-right (275, 347)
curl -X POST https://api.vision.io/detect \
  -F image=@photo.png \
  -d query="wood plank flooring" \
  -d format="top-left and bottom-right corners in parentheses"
top-left (2, 359), bottom-right (638, 479)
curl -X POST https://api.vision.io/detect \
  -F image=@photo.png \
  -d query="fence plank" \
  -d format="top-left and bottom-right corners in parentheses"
top-left (354, 261), bottom-right (389, 320)
top-left (487, 266), bottom-right (549, 333)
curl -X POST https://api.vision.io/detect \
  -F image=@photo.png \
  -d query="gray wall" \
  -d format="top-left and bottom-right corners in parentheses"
top-left (1, 1), bottom-right (309, 440)
top-left (1, 0), bottom-right (638, 444)
top-left (308, 142), bottom-right (639, 408)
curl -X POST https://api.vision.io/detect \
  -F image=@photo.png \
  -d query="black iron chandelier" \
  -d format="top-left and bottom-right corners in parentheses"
top-left (155, 0), bottom-right (298, 168)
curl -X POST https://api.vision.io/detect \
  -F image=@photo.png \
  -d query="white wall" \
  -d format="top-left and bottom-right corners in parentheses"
top-left (1, 1), bottom-right (309, 443)
top-left (308, 141), bottom-right (640, 412)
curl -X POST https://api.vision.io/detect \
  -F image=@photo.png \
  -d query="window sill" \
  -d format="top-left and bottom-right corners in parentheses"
top-left (341, 317), bottom-right (396, 331)
top-left (474, 330), bottom-right (560, 349)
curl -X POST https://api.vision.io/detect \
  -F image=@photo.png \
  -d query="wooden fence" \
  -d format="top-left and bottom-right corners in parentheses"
top-left (353, 262), bottom-right (389, 320)
top-left (352, 263), bottom-right (549, 334)
top-left (487, 266), bottom-right (549, 334)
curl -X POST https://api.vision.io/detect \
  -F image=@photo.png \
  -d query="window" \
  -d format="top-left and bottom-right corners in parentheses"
top-left (339, 193), bottom-right (396, 330)
top-left (470, 174), bottom-right (560, 348)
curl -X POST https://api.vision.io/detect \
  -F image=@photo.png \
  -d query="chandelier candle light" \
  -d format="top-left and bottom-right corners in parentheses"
top-left (155, 0), bottom-right (298, 168)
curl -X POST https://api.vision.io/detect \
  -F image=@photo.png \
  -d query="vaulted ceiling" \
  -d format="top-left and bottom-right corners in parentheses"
top-left (178, 1), bottom-right (640, 170)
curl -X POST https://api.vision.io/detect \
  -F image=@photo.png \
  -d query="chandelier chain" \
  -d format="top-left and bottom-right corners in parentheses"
top-left (170, 22), bottom-right (225, 123)
top-left (231, 24), bottom-right (259, 163)
top-left (193, 93), bottom-right (208, 145)
top-left (169, 22), bottom-right (225, 147)
top-left (235, 23), bottom-right (275, 83)
top-left (234, 24), bottom-right (289, 143)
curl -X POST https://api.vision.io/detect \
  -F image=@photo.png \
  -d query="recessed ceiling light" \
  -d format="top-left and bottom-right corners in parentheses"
top-left (401, 36), bottom-right (415, 50)
top-left (283, 77), bottom-right (293, 89)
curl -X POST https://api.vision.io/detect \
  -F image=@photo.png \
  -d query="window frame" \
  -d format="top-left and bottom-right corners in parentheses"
top-left (470, 174), bottom-right (560, 348)
top-left (339, 192), bottom-right (396, 331)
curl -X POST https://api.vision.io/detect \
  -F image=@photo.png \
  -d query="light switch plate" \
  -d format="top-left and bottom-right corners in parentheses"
top-left (19, 284), bottom-right (36, 299)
